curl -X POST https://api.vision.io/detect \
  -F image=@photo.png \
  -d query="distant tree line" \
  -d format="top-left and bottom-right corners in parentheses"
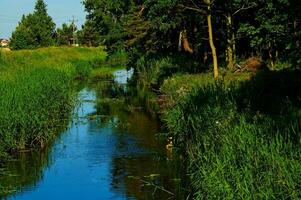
top-left (10, 0), bottom-right (96, 50)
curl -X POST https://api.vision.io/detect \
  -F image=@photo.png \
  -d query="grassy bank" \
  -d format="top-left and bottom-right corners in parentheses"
top-left (161, 70), bottom-right (301, 199)
top-left (0, 47), bottom-right (106, 160)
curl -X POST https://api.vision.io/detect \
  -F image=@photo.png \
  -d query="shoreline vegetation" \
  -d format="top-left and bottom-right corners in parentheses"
top-left (0, 47), bottom-right (127, 161)
top-left (1, 0), bottom-right (301, 198)
top-left (160, 70), bottom-right (301, 198)
top-left (77, 0), bottom-right (300, 197)
top-left (1, 47), bottom-right (300, 199)
top-left (0, 47), bottom-right (128, 197)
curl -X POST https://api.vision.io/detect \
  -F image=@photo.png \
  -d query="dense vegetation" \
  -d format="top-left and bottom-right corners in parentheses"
top-left (82, 0), bottom-right (301, 76)
top-left (82, 0), bottom-right (301, 198)
top-left (3, 0), bottom-right (301, 198)
top-left (161, 72), bottom-right (301, 198)
top-left (10, 0), bottom-right (87, 49)
top-left (10, 0), bottom-right (56, 50)
top-left (0, 47), bottom-right (106, 160)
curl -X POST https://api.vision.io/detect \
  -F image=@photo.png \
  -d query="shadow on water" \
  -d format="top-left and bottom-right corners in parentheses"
top-left (0, 69), bottom-right (186, 200)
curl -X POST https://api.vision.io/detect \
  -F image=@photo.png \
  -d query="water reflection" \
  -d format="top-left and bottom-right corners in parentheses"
top-left (1, 69), bottom-right (185, 200)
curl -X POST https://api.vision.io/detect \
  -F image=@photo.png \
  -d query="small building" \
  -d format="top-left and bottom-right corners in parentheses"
top-left (0, 39), bottom-right (9, 47)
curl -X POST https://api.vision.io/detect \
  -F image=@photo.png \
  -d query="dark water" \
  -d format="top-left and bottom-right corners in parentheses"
top-left (0, 70), bottom-right (185, 200)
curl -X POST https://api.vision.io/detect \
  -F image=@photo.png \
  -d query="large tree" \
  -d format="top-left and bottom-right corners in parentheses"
top-left (83, 0), bottom-right (134, 50)
top-left (10, 0), bottom-right (55, 50)
top-left (77, 21), bottom-right (100, 46)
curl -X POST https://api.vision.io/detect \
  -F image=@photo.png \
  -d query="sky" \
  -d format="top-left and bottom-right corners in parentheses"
top-left (0, 0), bottom-right (86, 39)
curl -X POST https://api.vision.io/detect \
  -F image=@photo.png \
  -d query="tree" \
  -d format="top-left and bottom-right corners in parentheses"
top-left (10, 0), bottom-right (55, 50)
top-left (83, 0), bottom-right (134, 50)
top-left (236, 0), bottom-right (293, 68)
top-left (218, 0), bottom-right (257, 70)
top-left (56, 23), bottom-right (76, 46)
top-left (78, 21), bottom-right (100, 46)
top-left (10, 15), bottom-right (35, 49)
top-left (204, 0), bottom-right (218, 79)
top-left (180, 0), bottom-right (219, 78)
top-left (82, 0), bottom-right (300, 81)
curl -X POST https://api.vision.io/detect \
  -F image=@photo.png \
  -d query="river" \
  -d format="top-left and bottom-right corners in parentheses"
top-left (0, 69), bottom-right (186, 200)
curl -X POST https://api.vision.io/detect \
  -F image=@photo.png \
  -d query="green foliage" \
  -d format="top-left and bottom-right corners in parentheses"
top-left (84, 0), bottom-right (301, 76)
top-left (0, 68), bottom-right (72, 152)
top-left (89, 67), bottom-right (121, 81)
top-left (0, 47), bottom-right (105, 159)
top-left (73, 60), bottom-right (92, 79)
top-left (56, 23), bottom-right (76, 46)
top-left (10, 0), bottom-right (56, 50)
top-left (78, 21), bottom-right (101, 46)
top-left (162, 71), bottom-right (301, 199)
top-left (65, 0), bottom-right (301, 198)
top-left (136, 57), bottom-right (180, 88)
top-left (82, 0), bottom-right (135, 50)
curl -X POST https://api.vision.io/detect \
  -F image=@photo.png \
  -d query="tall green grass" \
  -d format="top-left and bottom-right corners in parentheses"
top-left (162, 71), bottom-right (301, 199)
top-left (0, 47), bottom-right (106, 159)
top-left (136, 57), bottom-right (180, 88)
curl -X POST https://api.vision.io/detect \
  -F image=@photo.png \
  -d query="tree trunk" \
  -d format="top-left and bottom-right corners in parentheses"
top-left (226, 14), bottom-right (236, 70)
top-left (206, 8), bottom-right (218, 79)
top-left (268, 41), bottom-right (275, 69)
top-left (294, 20), bottom-right (300, 48)
top-left (178, 31), bottom-right (183, 52)
top-left (204, 49), bottom-right (208, 63)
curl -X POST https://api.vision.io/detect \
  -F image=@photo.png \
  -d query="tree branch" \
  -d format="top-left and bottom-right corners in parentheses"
top-left (233, 3), bottom-right (257, 16)
top-left (190, 0), bottom-right (202, 10)
top-left (179, 4), bottom-right (207, 15)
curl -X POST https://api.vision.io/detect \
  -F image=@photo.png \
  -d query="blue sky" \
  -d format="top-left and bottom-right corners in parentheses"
top-left (0, 0), bottom-right (86, 39)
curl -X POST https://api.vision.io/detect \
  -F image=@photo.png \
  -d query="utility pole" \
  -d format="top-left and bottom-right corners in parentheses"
top-left (69, 16), bottom-right (78, 46)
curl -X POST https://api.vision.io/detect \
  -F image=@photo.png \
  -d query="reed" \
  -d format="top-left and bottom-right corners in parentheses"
top-left (0, 47), bottom-right (106, 159)
top-left (162, 71), bottom-right (301, 199)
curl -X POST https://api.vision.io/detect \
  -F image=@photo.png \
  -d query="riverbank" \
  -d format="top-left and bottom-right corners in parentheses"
top-left (160, 69), bottom-right (301, 198)
top-left (0, 68), bottom-right (187, 199)
top-left (1, 46), bottom-right (300, 199)
top-left (0, 47), bottom-right (108, 160)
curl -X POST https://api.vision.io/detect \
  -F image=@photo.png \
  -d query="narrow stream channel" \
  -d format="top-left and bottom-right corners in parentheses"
top-left (1, 70), bottom-right (185, 200)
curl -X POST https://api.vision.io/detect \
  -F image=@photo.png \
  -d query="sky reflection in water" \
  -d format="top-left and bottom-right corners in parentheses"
top-left (4, 69), bottom-right (183, 200)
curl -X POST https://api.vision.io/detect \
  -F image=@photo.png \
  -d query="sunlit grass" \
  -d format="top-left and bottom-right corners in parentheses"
top-left (0, 47), bottom-right (106, 160)
top-left (90, 65), bottom-right (126, 81)
top-left (161, 71), bottom-right (301, 199)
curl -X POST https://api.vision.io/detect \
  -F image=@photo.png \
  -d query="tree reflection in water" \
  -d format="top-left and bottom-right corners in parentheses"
top-left (1, 70), bottom-right (187, 199)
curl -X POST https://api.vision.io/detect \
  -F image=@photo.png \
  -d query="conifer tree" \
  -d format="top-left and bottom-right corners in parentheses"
top-left (10, 0), bottom-right (55, 50)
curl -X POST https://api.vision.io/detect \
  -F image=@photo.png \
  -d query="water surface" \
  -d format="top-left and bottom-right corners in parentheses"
top-left (1, 70), bottom-right (185, 199)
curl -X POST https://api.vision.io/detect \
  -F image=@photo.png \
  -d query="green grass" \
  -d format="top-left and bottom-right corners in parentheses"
top-left (161, 70), bottom-right (301, 199)
top-left (160, 71), bottom-right (250, 108)
top-left (0, 47), bottom-right (106, 160)
top-left (90, 65), bottom-right (126, 81)
top-left (0, 46), bottom-right (128, 197)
